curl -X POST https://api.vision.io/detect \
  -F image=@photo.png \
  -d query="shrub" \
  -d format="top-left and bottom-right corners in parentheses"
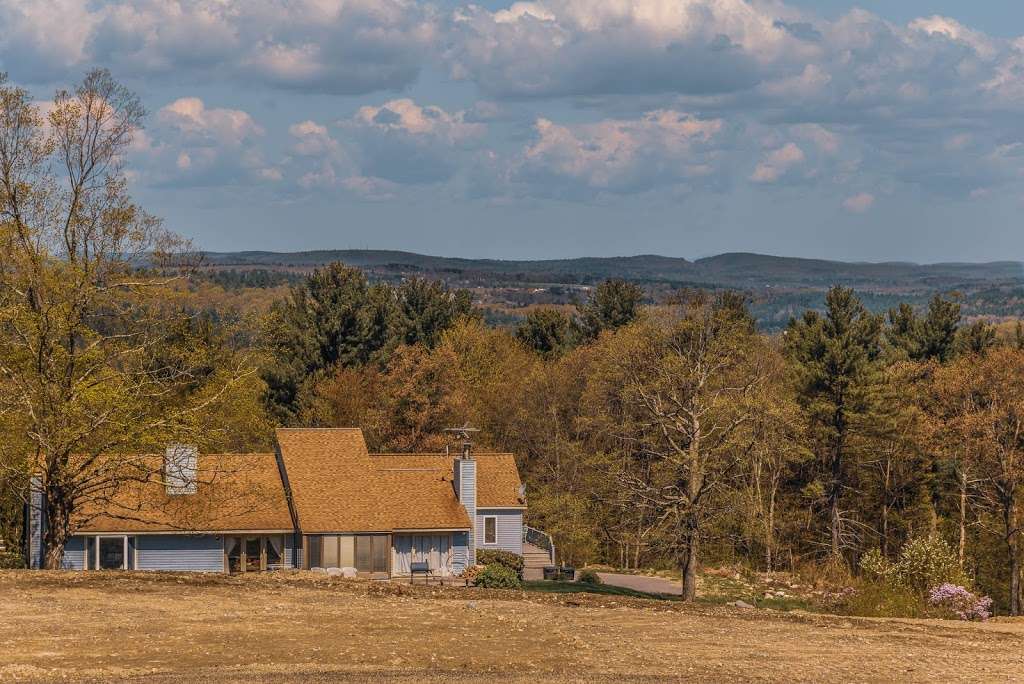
top-left (474, 563), bottom-right (521, 589)
top-left (858, 536), bottom-right (967, 594)
top-left (476, 549), bottom-right (524, 576)
top-left (576, 568), bottom-right (602, 585)
top-left (928, 583), bottom-right (993, 621)
top-left (0, 551), bottom-right (25, 569)
top-left (894, 536), bottom-right (967, 594)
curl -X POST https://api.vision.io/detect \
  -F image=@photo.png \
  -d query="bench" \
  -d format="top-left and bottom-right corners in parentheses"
top-left (410, 561), bottom-right (432, 584)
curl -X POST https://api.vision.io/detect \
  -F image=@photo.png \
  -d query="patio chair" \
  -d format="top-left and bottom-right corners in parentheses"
top-left (410, 561), bottom-right (432, 584)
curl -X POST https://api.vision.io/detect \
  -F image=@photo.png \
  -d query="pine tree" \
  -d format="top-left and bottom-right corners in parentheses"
top-left (786, 286), bottom-right (884, 561)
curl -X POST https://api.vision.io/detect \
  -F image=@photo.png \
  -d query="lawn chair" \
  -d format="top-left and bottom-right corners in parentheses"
top-left (410, 561), bottom-right (433, 584)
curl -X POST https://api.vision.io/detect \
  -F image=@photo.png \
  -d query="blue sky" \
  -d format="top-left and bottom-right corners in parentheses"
top-left (4, 0), bottom-right (1024, 262)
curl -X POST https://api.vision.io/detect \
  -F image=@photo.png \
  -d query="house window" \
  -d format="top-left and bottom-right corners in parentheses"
top-left (96, 536), bottom-right (128, 570)
top-left (484, 516), bottom-right (497, 545)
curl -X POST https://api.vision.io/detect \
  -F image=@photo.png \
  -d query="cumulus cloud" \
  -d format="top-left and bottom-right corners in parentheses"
top-left (514, 110), bottom-right (724, 196)
top-left (16, 0), bottom-right (1023, 209)
top-left (342, 99), bottom-right (487, 184)
top-left (0, 0), bottom-right (435, 94)
top-left (751, 143), bottom-right (805, 184)
top-left (135, 97), bottom-right (278, 187)
top-left (445, 0), bottom-right (818, 99)
top-left (843, 192), bottom-right (875, 213)
top-left (281, 99), bottom-right (489, 196)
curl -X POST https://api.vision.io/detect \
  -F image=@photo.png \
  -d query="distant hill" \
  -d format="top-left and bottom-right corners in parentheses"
top-left (199, 249), bottom-right (1022, 290)
top-left (192, 249), bottom-right (1024, 330)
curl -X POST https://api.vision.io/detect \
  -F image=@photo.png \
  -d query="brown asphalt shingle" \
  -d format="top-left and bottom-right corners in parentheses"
top-left (371, 453), bottom-right (525, 509)
top-left (74, 452), bottom-right (294, 533)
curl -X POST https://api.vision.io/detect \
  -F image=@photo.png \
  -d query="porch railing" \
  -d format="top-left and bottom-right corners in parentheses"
top-left (523, 526), bottom-right (555, 566)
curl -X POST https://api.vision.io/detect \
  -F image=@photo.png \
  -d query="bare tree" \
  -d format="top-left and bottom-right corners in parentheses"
top-left (0, 70), bottom-right (253, 568)
top-left (593, 293), bottom-right (768, 600)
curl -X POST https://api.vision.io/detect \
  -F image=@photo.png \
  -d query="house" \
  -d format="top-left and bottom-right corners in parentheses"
top-left (25, 428), bottom-right (540, 577)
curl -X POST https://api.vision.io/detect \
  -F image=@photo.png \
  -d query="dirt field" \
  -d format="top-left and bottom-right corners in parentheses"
top-left (2, 571), bottom-right (1024, 683)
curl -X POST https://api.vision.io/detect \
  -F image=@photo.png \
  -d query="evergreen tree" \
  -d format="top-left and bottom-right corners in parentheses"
top-left (886, 295), bottom-right (960, 362)
top-left (516, 308), bottom-right (574, 358)
top-left (956, 319), bottom-right (997, 356)
top-left (786, 286), bottom-right (885, 561)
top-left (391, 277), bottom-right (475, 349)
top-left (576, 278), bottom-right (644, 340)
top-left (262, 264), bottom-right (390, 422)
top-left (919, 295), bottom-right (961, 362)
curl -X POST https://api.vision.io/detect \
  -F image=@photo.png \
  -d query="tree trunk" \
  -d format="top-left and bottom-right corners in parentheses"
top-left (1009, 537), bottom-right (1020, 617)
top-left (881, 457), bottom-right (891, 557)
top-left (41, 488), bottom-right (70, 571)
top-left (681, 518), bottom-right (699, 601)
top-left (958, 468), bottom-right (967, 568)
top-left (765, 480), bottom-right (777, 574)
top-left (681, 421), bottom-right (702, 602)
top-left (828, 425), bottom-right (844, 560)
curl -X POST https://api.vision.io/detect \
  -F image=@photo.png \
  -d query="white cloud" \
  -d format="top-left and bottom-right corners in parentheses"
top-left (0, 0), bottom-right (436, 94)
top-left (515, 110), bottom-right (724, 195)
top-left (352, 99), bottom-right (484, 142)
top-left (158, 98), bottom-right (263, 146)
top-left (751, 143), bottom-right (805, 184)
top-left (446, 0), bottom-right (818, 98)
top-left (843, 192), bottom-right (875, 213)
top-left (342, 99), bottom-right (488, 185)
top-left (136, 97), bottom-right (277, 187)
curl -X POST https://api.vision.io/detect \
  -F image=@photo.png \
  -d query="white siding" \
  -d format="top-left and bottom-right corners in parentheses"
top-left (134, 535), bottom-right (224, 571)
top-left (476, 509), bottom-right (523, 555)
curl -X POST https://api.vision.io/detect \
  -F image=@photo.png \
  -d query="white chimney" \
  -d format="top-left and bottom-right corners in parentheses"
top-left (165, 445), bottom-right (198, 495)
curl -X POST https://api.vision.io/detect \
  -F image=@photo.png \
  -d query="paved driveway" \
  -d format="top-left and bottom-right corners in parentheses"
top-left (597, 572), bottom-right (682, 595)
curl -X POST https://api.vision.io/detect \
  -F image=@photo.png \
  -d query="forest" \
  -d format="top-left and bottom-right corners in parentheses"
top-left (2, 70), bottom-right (1024, 617)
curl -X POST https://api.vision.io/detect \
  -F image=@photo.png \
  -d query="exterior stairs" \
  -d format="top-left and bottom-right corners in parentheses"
top-left (522, 542), bottom-right (553, 581)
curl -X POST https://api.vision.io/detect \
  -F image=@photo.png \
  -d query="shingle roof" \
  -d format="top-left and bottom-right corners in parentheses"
top-left (71, 429), bottom-right (526, 536)
top-left (73, 453), bottom-right (294, 533)
top-left (371, 453), bottom-right (525, 508)
top-left (276, 429), bottom-right (525, 533)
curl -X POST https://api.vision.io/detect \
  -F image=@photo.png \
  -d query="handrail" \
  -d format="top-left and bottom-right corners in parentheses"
top-left (523, 525), bottom-right (556, 566)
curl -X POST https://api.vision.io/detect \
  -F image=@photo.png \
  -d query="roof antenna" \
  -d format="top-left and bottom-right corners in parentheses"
top-left (444, 425), bottom-right (480, 460)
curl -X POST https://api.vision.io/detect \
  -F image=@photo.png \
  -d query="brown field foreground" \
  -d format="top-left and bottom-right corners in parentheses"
top-left (2, 571), bottom-right (1024, 683)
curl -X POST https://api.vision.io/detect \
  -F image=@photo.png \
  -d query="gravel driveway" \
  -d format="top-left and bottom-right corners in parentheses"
top-left (597, 572), bottom-right (682, 595)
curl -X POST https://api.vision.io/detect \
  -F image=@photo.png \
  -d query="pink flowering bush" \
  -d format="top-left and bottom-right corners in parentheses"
top-left (927, 583), bottom-right (993, 621)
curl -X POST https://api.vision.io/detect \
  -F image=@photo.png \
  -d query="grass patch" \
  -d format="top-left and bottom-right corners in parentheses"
top-left (523, 580), bottom-right (681, 601)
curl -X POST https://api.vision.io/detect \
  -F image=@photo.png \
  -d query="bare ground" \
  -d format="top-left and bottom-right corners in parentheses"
top-left (2, 571), bottom-right (1023, 683)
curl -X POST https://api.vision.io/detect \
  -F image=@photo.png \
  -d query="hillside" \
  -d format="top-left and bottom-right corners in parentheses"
top-left (194, 249), bottom-right (1024, 330)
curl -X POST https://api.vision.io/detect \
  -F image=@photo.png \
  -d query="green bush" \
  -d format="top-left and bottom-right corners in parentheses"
top-left (0, 550), bottom-right (25, 569)
top-left (859, 536), bottom-right (967, 594)
top-left (476, 549), bottom-right (524, 576)
top-left (473, 563), bottom-right (522, 589)
top-left (576, 568), bottom-right (603, 585)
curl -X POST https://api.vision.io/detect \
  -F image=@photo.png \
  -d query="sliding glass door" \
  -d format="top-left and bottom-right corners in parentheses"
top-left (354, 535), bottom-right (389, 574)
top-left (225, 535), bottom-right (286, 573)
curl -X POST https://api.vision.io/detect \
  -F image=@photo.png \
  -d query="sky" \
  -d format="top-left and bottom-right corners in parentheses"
top-left (3, 1), bottom-right (1024, 263)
